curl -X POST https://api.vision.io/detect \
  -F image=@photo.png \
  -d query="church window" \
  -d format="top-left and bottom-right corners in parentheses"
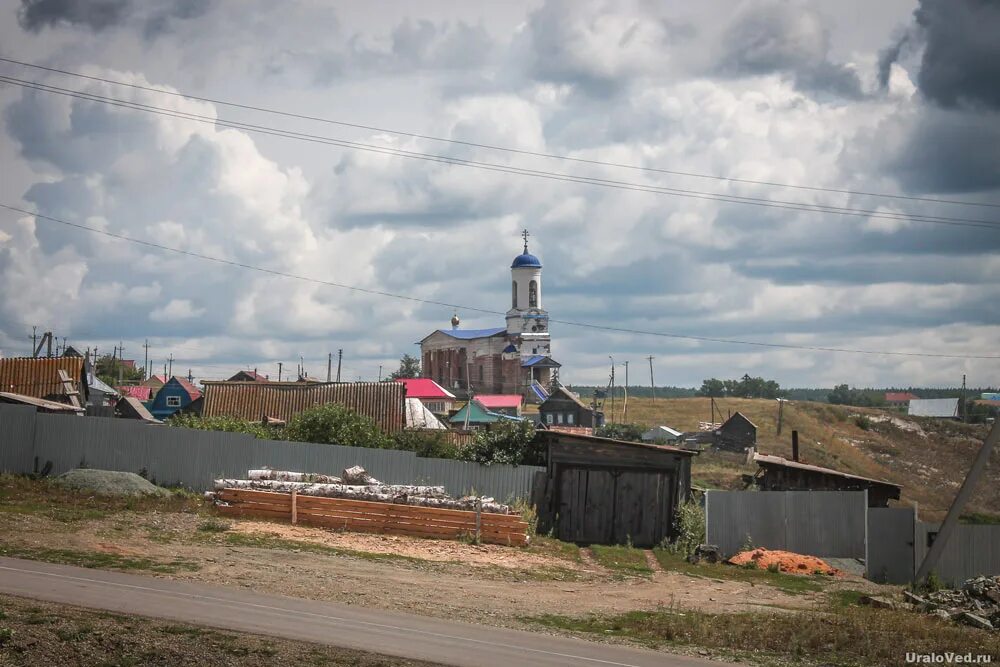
top-left (512, 281), bottom-right (518, 308)
top-left (529, 280), bottom-right (538, 307)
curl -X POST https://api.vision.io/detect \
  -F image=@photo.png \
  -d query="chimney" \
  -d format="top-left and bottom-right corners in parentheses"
top-left (791, 430), bottom-right (799, 462)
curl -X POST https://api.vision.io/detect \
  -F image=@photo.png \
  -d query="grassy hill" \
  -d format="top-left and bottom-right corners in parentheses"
top-left (607, 397), bottom-right (998, 521)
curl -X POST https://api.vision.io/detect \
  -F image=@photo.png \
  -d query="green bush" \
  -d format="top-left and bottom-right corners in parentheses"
top-left (167, 413), bottom-right (277, 439)
top-left (459, 420), bottom-right (543, 465)
top-left (665, 500), bottom-right (706, 558)
top-left (389, 430), bottom-right (460, 459)
top-left (594, 423), bottom-right (645, 442)
top-left (284, 404), bottom-right (390, 449)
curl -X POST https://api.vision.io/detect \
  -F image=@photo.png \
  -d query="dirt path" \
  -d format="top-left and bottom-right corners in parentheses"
top-left (0, 510), bottom-right (852, 628)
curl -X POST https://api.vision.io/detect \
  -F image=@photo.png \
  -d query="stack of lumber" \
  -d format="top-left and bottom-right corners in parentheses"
top-left (213, 488), bottom-right (530, 546)
top-left (212, 466), bottom-right (509, 513)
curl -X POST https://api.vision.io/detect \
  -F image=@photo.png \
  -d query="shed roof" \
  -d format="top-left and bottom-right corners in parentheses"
top-left (642, 425), bottom-right (684, 439)
top-left (475, 394), bottom-right (523, 409)
top-left (394, 377), bottom-right (455, 400)
top-left (117, 385), bottom-right (153, 401)
top-left (908, 398), bottom-right (960, 418)
top-left (540, 385), bottom-right (591, 410)
top-left (201, 381), bottom-right (405, 432)
top-left (404, 398), bottom-right (447, 429)
top-left (227, 370), bottom-right (269, 382)
top-left (0, 357), bottom-right (87, 400)
top-left (885, 392), bottom-right (919, 402)
top-left (754, 453), bottom-right (901, 490)
top-left (538, 430), bottom-right (698, 457)
top-left (448, 399), bottom-right (525, 425)
top-left (721, 411), bottom-right (757, 429)
top-left (521, 355), bottom-right (561, 368)
top-left (0, 391), bottom-right (85, 413)
top-left (115, 396), bottom-right (160, 423)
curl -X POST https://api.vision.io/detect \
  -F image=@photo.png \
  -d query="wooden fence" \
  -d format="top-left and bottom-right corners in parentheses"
top-left (215, 489), bottom-right (529, 546)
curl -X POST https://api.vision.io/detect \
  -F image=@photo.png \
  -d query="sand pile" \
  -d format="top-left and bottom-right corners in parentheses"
top-left (727, 548), bottom-right (842, 576)
top-left (57, 469), bottom-right (171, 497)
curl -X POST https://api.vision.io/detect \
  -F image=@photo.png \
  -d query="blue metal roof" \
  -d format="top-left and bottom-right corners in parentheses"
top-left (511, 252), bottom-right (542, 269)
top-left (438, 327), bottom-right (506, 340)
top-left (521, 355), bottom-right (561, 367)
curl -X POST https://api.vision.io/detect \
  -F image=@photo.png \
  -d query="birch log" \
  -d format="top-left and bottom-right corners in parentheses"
top-left (248, 469), bottom-right (342, 484)
top-left (342, 465), bottom-right (380, 485)
top-left (213, 478), bottom-right (510, 513)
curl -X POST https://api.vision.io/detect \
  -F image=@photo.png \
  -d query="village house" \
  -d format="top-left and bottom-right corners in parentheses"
top-left (473, 394), bottom-right (523, 416)
top-left (538, 385), bottom-right (604, 429)
top-left (148, 377), bottom-right (202, 420)
top-left (419, 231), bottom-right (561, 401)
top-left (394, 377), bottom-right (455, 414)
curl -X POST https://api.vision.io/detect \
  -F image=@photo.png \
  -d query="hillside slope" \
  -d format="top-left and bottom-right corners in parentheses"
top-left (612, 397), bottom-right (998, 521)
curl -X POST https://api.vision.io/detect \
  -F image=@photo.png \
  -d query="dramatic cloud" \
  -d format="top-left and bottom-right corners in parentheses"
top-left (1, 0), bottom-right (997, 387)
top-left (717, 1), bottom-right (863, 98)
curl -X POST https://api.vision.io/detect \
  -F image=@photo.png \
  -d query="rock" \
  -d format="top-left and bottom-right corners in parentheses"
top-left (958, 612), bottom-right (994, 631)
top-left (689, 544), bottom-right (720, 564)
top-left (860, 595), bottom-right (899, 610)
top-left (930, 609), bottom-right (952, 621)
top-left (903, 590), bottom-right (927, 606)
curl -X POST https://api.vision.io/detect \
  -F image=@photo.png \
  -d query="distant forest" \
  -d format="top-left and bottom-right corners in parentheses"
top-left (566, 385), bottom-right (997, 403)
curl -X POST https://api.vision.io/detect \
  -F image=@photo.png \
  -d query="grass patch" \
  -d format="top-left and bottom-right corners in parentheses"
top-left (826, 589), bottom-right (868, 609)
top-left (524, 535), bottom-right (582, 563)
top-left (197, 518), bottom-right (232, 533)
top-left (652, 550), bottom-right (825, 595)
top-left (589, 545), bottom-right (652, 576)
top-left (0, 544), bottom-right (200, 574)
top-left (527, 606), bottom-right (1000, 667)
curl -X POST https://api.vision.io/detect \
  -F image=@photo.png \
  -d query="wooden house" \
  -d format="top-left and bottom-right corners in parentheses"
top-left (533, 431), bottom-right (696, 547)
top-left (715, 411), bottom-right (757, 451)
top-left (148, 377), bottom-right (202, 420)
top-left (751, 453), bottom-right (901, 507)
top-left (538, 386), bottom-right (604, 429)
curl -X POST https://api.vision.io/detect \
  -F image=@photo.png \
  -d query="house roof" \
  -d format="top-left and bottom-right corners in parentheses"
top-left (541, 385), bottom-right (592, 411)
top-left (754, 453), bottom-right (901, 491)
top-left (475, 394), bottom-right (523, 409)
top-left (395, 377), bottom-right (455, 400)
top-left (404, 397), bottom-right (447, 430)
top-left (143, 375), bottom-right (167, 386)
top-left (433, 327), bottom-right (507, 341)
top-left (0, 391), bottom-right (85, 413)
top-left (521, 355), bottom-right (561, 368)
top-left (170, 377), bottom-right (202, 401)
top-left (115, 396), bottom-right (160, 423)
top-left (448, 399), bottom-right (525, 425)
top-left (0, 357), bottom-right (87, 400)
top-left (885, 392), bottom-right (919, 402)
top-left (643, 425), bottom-right (684, 439)
top-left (227, 370), bottom-right (269, 382)
top-left (722, 411), bottom-right (757, 429)
top-left (537, 430), bottom-right (698, 457)
top-left (908, 398), bottom-right (960, 418)
top-left (87, 373), bottom-right (119, 397)
top-left (117, 385), bottom-right (153, 401)
top-left (200, 381), bottom-right (405, 432)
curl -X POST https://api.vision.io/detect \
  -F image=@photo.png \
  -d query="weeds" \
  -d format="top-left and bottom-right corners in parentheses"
top-left (197, 518), bottom-right (231, 533)
top-left (588, 544), bottom-right (652, 577)
top-left (0, 545), bottom-right (200, 574)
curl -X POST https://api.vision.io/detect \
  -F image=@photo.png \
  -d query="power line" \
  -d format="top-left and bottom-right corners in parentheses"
top-left (2, 202), bottom-right (997, 360)
top-left (1, 55), bottom-right (996, 211)
top-left (2, 74), bottom-right (999, 231)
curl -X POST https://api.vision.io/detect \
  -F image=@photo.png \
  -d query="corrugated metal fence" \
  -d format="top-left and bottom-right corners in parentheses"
top-left (706, 490), bottom-right (868, 558)
top-left (0, 405), bottom-right (541, 500)
top-left (914, 522), bottom-right (1000, 587)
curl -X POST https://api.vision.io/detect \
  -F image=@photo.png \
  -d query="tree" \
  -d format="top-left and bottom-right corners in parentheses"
top-left (459, 420), bottom-right (543, 465)
top-left (388, 353), bottom-right (421, 380)
top-left (594, 423), bottom-right (645, 442)
top-left (95, 354), bottom-right (144, 387)
top-left (284, 404), bottom-right (390, 449)
top-left (698, 378), bottom-right (726, 397)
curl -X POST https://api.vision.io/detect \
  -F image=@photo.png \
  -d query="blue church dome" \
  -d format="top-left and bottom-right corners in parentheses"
top-left (511, 252), bottom-right (542, 269)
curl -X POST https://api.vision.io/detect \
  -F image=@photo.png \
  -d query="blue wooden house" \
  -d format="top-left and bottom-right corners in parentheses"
top-left (148, 377), bottom-right (201, 420)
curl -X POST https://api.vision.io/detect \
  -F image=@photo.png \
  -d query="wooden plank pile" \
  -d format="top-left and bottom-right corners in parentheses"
top-left (210, 466), bottom-right (530, 546)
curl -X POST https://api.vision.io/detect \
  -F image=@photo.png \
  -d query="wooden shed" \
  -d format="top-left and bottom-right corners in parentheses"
top-left (751, 453), bottom-right (901, 508)
top-left (715, 411), bottom-right (757, 451)
top-left (533, 431), bottom-right (696, 547)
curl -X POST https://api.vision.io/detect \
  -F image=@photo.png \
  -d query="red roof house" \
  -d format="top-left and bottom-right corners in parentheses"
top-left (395, 378), bottom-right (455, 413)
top-left (474, 394), bottom-right (523, 416)
top-left (885, 392), bottom-right (919, 405)
top-left (117, 385), bottom-right (153, 401)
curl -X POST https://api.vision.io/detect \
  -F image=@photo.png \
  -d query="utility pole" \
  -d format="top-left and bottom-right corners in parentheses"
top-left (46, 331), bottom-right (53, 358)
top-left (118, 341), bottom-right (125, 385)
top-left (167, 353), bottom-right (174, 377)
top-left (622, 360), bottom-right (629, 422)
top-left (336, 349), bottom-right (343, 383)
top-left (31, 326), bottom-right (37, 357)
top-left (608, 356), bottom-right (616, 424)
top-left (187, 368), bottom-right (193, 383)
top-left (378, 365), bottom-right (383, 382)
top-left (776, 398), bottom-right (785, 435)
top-left (327, 353), bottom-right (332, 382)
top-left (278, 362), bottom-right (283, 382)
top-left (647, 355), bottom-right (655, 402)
top-left (143, 339), bottom-right (149, 381)
top-left (962, 374), bottom-right (968, 423)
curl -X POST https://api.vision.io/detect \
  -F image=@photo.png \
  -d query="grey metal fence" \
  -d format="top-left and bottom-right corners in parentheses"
top-left (0, 405), bottom-right (541, 500)
top-left (866, 507), bottom-right (916, 584)
top-left (914, 522), bottom-right (1000, 587)
top-left (705, 490), bottom-right (868, 559)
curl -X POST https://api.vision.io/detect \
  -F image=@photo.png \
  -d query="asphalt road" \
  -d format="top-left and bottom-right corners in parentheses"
top-left (0, 556), bottom-right (734, 667)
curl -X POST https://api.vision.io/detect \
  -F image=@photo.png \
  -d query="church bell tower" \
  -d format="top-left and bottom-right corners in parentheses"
top-left (506, 229), bottom-right (550, 356)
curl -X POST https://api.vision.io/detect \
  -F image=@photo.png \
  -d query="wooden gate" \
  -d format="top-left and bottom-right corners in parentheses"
top-left (556, 466), bottom-right (675, 547)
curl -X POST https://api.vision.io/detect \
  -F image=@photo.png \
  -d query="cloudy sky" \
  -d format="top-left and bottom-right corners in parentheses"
top-left (0, 0), bottom-right (998, 388)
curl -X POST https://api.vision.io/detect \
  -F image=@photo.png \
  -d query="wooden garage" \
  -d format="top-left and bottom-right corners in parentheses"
top-left (533, 431), bottom-right (696, 547)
